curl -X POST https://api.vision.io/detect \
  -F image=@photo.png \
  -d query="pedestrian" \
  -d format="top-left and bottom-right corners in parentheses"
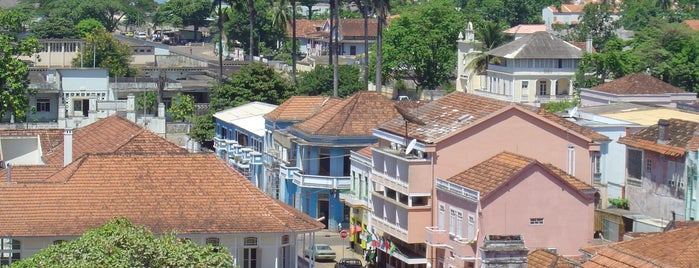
top-left (189, 47), bottom-right (192, 55)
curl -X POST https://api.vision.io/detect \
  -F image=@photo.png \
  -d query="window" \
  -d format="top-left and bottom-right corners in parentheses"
top-left (243, 237), bottom-right (258, 268)
top-left (438, 204), bottom-right (445, 230)
top-left (593, 152), bottom-right (602, 183)
top-left (521, 81), bottom-right (528, 89)
top-left (37, 99), bottom-right (50, 112)
top-left (0, 238), bottom-right (20, 266)
top-left (456, 211), bottom-right (463, 238)
top-left (53, 240), bottom-right (66, 245)
top-left (449, 209), bottom-right (463, 238)
top-left (627, 149), bottom-right (643, 181)
top-left (206, 237), bottom-right (220, 247)
top-left (449, 209), bottom-right (456, 235)
top-left (646, 159), bottom-right (652, 176)
top-left (467, 215), bottom-right (475, 240)
top-left (538, 81), bottom-right (547, 95)
top-left (530, 218), bottom-right (544, 225)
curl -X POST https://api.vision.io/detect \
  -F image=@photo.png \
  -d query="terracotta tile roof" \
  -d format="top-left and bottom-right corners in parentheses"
top-left (547, 4), bottom-right (585, 13)
top-left (264, 96), bottom-right (340, 123)
top-left (581, 224), bottom-right (699, 267)
top-left (377, 92), bottom-right (608, 143)
top-left (339, 18), bottom-right (378, 38)
top-left (292, 91), bottom-right (400, 137)
top-left (42, 115), bottom-right (186, 166)
top-left (0, 164), bottom-right (62, 183)
top-left (355, 144), bottom-right (375, 158)
top-left (528, 249), bottom-right (577, 268)
top-left (0, 129), bottom-right (63, 161)
top-left (571, 41), bottom-right (596, 53)
top-left (445, 152), bottom-right (593, 198)
top-left (590, 73), bottom-right (687, 95)
top-left (684, 19), bottom-right (699, 31)
top-left (287, 19), bottom-right (327, 38)
top-left (0, 153), bottom-right (324, 237)
top-left (618, 118), bottom-right (699, 157)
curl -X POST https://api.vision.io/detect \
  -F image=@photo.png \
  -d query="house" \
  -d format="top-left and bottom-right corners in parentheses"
top-left (290, 18), bottom-right (379, 58)
top-left (213, 101), bottom-right (278, 191)
top-left (369, 92), bottom-right (608, 267)
top-left (618, 118), bottom-right (699, 221)
top-left (341, 145), bottom-right (374, 253)
top-left (542, 2), bottom-right (620, 31)
top-left (580, 73), bottom-right (697, 108)
top-left (428, 152), bottom-right (595, 267)
top-left (479, 31), bottom-right (583, 105)
top-left (0, 115), bottom-right (324, 267)
top-left (19, 39), bottom-right (86, 67)
top-left (502, 24), bottom-right (547, 40)
top-left (580, 223), bottom-right (699, 267)
top-left (265, 92), bottom-right (399, 230)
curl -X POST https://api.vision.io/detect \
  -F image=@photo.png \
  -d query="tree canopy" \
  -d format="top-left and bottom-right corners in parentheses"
top-left (379, 0), bottom-right (465, 91)
top-left (0, 9), bottom-right (40, 122)
top-left (296, 65), bottom-right (364, 97)
top-left (210, 63), bottom-right (294, 111)
top-left (11, 217), bottom-right (235, 268)
top-left (168, 93), bottom-right (195, 122)
top-left (71, 27), bottom-right (134, 77)
top-left (154, 0), bottom-right (212, 38)
top-left (27, 0), bottom-right (157, 32)
top-left (30, 16), bottom-right (78, 39)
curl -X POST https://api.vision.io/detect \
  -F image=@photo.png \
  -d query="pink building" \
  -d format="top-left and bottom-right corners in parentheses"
top-left (429, 152), bottom-right (596, 267)
top-left (369, 92), bottom-right (608, 267)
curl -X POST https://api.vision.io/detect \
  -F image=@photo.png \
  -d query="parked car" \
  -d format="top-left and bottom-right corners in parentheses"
top-left (303, 244), bottom-right (336, 261)
top-left (136, 32), bottom-right (147, 40)
top-left (125, 32), bottom-right (134, 37)
top-left (335, 258), bottom-right (363, 268)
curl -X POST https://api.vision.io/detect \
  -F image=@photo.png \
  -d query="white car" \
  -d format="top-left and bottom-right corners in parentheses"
top-left (303, 244), bottom-right (336, 261)
top-left (136, 32), bottom-right (147, 40)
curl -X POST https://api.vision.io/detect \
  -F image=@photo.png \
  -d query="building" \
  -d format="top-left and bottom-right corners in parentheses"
top-left (0, 115), bottom-right (324, 267)
top-left (429, 152), bottom-right (595, 267)
top-left (542, 2), bottom-right (620, 31)
top-left (265, 92), bottom-right (400, 230)
top-left (479, 31), bottom-right (583, 105)
top-left (455, 22), bottom-right (483, 93)
top-left (618, 118), bottom-right (699, 221)
top-left (341, 145), bottom-right (375, 253)
top-left (369, 92), bottom-right (608, 267)
top-left (502, 24), bottom-right (547, 40)
top-left (213, 101), bottom-right (278, 191)
top-left (580, 73), bottom-right (697, 108)
top-left (291, 18), bottom-right (378, 58)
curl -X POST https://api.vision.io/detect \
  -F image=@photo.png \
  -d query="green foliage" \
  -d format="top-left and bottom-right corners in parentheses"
top-left (299, 0), bottom-right (320, 19)
top-left (379, 0), bottom-right (465, 90)
top-left (30, 16), bottom-right (78, 39)
top-left (11, 217), bottom-right (235, 268)
top-left (223, 0), bottom-right (286, 56)
top-left (608, 198), bottom-right (629, 210)
top-left (574, 37), bottom-right (640, 88)
top-left (296, 65), bottom-right (363, 97)
top-left (168, 93), bottom-right (195, 122)
top-left (154, 0), bottom-right (211, 35)
top-left (75, 19), bottom-right (105, 38)
top-left (541, 99), bottom-right (578, 113)
top-left (72, 27), bottom-right (134, 77)
top-left (190, 113), bottom-right (215, 143)
top-left (572, 3), bottom-right (620, 51)
top-left (136, 91), bottom-right (157, 114)
top-left (211, 63), bottom-right (294, 111)
top-left (36, 0), bottom-right (157, 32)
top-left (0, 9), bottom-right (40, 121)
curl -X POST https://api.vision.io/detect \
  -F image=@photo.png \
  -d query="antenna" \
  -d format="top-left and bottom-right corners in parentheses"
top-left (405, 139), bottom-right (417, 155)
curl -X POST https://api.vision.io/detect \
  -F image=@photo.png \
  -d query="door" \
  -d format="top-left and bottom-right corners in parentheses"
top-left (81, 99), bottom-right (89, 117)
top-left (318, 193), bottom-right (329, 229)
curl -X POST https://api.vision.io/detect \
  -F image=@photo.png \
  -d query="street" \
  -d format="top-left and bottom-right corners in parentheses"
top-left (298, 229), bottom-right (366, 268)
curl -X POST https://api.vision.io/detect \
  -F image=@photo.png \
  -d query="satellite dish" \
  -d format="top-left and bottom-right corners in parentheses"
top-left (405, 139), bottom-right (417, 155)
top-left (567, 106), bottom-right (579, 118)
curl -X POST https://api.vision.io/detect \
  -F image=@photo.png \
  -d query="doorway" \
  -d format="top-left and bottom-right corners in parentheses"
top-left (318, 193), bottom-right (329, 229)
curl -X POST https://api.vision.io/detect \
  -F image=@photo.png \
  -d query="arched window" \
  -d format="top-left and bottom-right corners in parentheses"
top-left (0, 238), bottom-right (20, 266)
top-left (243, 237), bottom-right (258, 268)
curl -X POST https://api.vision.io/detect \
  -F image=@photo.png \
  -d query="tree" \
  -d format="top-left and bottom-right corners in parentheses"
top-left (296, 65), bottom-right (364, 97)
top-left (30, 16), bottom-right (78, 39)
top-left (11, 217), bottom-right (235, 267)
top-left (40, 0), bottom-right (157, 32)
top-left (0, 9), bottom-right (39, 122)
top-left (270, 0), bottom-right (297, 83)
top-left (168, 93), bottom-right (195, 122)
top-left (210, 63), bottom-right (294, 111)
top-left (136, 91), bottom-right (157, 114)
top-left (190, 112), bottom-right (215, 143)
top-left (75, 18), bottom-right (105, 38)
top-left (467, 20), bottom-right (510, 74)
top-left (154, 0), bottom-right (211, 41)
top-left (299, 0), bottom-right (319, 19)
top-left (380, 0), bottom-right (465, 91)
top-left (574, 37), bottom-right (640, 88)
top-left (72, 27), bottom-right (134, 77)
top-left (572, 2), bottom-right (620, 51)
top-left (372, 0), bottom-right (390, 93)
top-left (223, 0), bottom-right (285, 60)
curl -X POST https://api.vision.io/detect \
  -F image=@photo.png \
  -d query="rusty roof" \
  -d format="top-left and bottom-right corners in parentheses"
top-left (42, 115), bottom-right (186, 166)
top-left (528, 249), bottom-right (577, 268)
top-left (581, 224), bottom-right (699, 267)
top-left (618, 118), bottom-right (699, 157)
top-left (0, 153), bottom-right (324, 237)
top-left (590, 73), bottom-right (687, 95)
top-left (377, 92), bottom-right (608, 143)
top-left (264, 96), bottom-right (340, 123)
top-left (445, 152), bottom-right (593, 198)
top-left (292, 91), bottom-right (400, 137)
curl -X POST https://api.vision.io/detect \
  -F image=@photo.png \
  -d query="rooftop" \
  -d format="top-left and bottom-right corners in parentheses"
top-left (264, 96), bottom-right (341, 123)
top-left (589, 73), bottom-right (688, 95)
top-left (487, 31), bottom-right (583, 59)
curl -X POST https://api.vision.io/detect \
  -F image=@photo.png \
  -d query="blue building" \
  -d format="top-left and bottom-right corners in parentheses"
top-left (214, 102), bottom-right (278, 191)
top-left (264, 92), bottom-right (400, 229)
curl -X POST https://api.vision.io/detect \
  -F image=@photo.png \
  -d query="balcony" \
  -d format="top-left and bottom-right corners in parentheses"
top-left (340, 191), bottom-right (370, 208)
top-left (279, 164), bottom-right (299, 180)
top-left (292, 172), bottom-right (351, 190)
top-left (424, 226), bottom-right (448, 247)
top-left (250, 151), bottom-right (263, 165)
top-left (534, 94), bottom-right (573, 104)
top-left (372, 215), bottom-right (408, 242)
top-left (450, 235), bottom-right (477, 258)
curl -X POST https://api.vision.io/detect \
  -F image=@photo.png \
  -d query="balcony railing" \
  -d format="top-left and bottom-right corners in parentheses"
top-left (424, 226), bottom-right (449, 247)
top-left (534, 94), bottom-right (572, 103)
top-left (372, 171), bottom-right (409, 193)
top-left (371, 215), bottom-right (408, 242)
top-left (291, 172), bottom-right (351, 190)
top-left (279, 164), bottom-right (299, 180)
top-left (340, 192), bottom-right (370, 208)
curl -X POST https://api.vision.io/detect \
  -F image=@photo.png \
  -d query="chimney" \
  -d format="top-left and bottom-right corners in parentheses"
top-left (657, 119), bottom-right (670, 144)
top-left (64, 128), bottom-right (73, 167)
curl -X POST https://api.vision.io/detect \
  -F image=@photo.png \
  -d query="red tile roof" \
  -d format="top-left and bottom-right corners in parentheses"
top-left (547, 4), bottom-right (586, 13)
top-left (618, 118), bottom-right (699, 157)
top-left (581, 224), bottom-right (699, 267)
top-left (590, 73), bottom-right (687, 95)
top-left (339, 18), bottom-right (378, 38)
top-left (292, 91), bottom-right (400, 137)
top-left (502, 24), bottom-right (547, 35)
top-left (528, 249), bottom-right (577, 268)
top-left (445, 152), bottom-right (593, 198)
top-left (684, 19), bottom-right (699, 31)
top-left (42, 115), bottom-right (186, 166)
top-left (0, 153), bottom-right (324, 237)
top-left (355, 144), bottom-right (375, 158)
top-left (287, 19), bottom-right (327, 38)
top-left (377, 92), bottom-right (608, 143)
top-left (264, 96), bottom-right (340, 123)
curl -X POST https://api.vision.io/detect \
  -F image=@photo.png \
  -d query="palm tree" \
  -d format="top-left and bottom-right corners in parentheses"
top-left (332, 0), bottom-right (340, 97)
top-left (227, 0), bottom-right (255, 63)
top-left (354, 0), bottom-right (371, 90)
top-left (373, 0), bottom-right (390, 94)
top-left (270, 0), bottom-right (298, 83)
top-left (467, 21), bottom-right (508, 74)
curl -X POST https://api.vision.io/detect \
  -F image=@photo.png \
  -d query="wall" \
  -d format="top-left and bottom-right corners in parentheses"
top-left (626, 151), bottom-right (687, 220)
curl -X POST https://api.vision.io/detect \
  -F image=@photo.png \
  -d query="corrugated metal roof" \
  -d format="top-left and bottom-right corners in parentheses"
top-left (213, 102), bottom-right (278, 122)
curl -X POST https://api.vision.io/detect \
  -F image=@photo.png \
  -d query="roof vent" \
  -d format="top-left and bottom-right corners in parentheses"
top-left (658, 119), bottom-right (670, 144)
